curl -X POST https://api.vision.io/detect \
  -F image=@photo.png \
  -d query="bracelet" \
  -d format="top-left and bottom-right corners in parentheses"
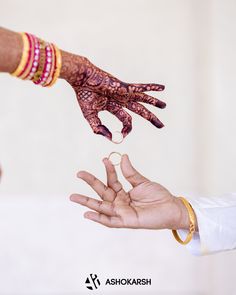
top-left (11, 32), bottom-right (61, 87)
top-left (32, 39), bottom-right (47, 83)
top-left (34, 42), bottom-right (53, 85)
top-left (17, 33), bottom-right (34, 79)
top-left (43, 43), bottom-right (56, 86)
top-left (45, 44), bottom-right (62, 87)
top-left (23, 34), bottom-right (40, 80)
top-left (172, 197), bottom-right (196, 245)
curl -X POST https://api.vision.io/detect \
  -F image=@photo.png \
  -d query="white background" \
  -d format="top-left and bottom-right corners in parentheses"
top-left (0, 0), bottom-right (236, 294)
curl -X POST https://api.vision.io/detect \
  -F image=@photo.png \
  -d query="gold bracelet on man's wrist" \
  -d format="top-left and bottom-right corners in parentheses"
top-left (172, 197), bottom-right (196, 245)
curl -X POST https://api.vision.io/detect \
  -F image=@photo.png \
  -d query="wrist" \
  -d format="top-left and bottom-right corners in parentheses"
top-left (169, 196), bottom-right (198, 231)
top-left (173, 197), bottom-right (190, 230)
top-left (59, 50), bottom-right (73, 80)
top-left (173, 197), bottom-right (199, 231)
top-left (59, 50), bottom-right (86, 82)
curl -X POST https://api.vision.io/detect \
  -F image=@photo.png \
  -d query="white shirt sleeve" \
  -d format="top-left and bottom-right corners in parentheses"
top-left (179, 193), bottom-right (236, 255)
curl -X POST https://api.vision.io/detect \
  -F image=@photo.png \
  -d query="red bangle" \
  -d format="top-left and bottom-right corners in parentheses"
top-left (11, 32), bottom-right (61, 87)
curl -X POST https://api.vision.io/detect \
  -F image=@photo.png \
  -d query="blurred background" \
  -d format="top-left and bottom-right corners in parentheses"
top-left (1, 0), bottom-right (236, 294)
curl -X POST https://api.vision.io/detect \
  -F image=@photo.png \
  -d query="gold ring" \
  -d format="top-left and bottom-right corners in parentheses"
top-left (108, 152), bottom-right (122, 166)
top-left (112, 131), bottom-right (123, 144)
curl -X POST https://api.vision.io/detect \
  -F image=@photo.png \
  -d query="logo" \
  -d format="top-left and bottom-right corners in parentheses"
top-left (85, 274), bottom-right (101, 290)
top-left (105, 278), bottom-right (151, 286)
top-left (85, 274), bottom-right (151, 290)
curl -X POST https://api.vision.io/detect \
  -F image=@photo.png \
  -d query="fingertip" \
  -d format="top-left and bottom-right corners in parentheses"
top-left (84, 212), bottom-right (89, 219)
top-left (151, 118), bottom-right (164, 129)
top-left (158, 102), bottom-right (167, 109)
top-left (158, 121), bottom-right (165, 128)
top-left (150, 84), bottom-right (165, 91)
top-left (121, 125), bottom-right (132, 138)
top-left (103, 158), bottom-right (111, 167)
top-left (105, 154), bottom-right (116, 168)
top-left (70, 194), bottom-right (77, 202)
top-left (77, 171), bottom-right (84, 178)
top-left (103, 158), bottom-right (110, 169)
top-left (159, 84), bottom-right (165, 91)
top-left (121, 154), bottom-right (130, 169)
top-left (122, 154), bottom-right (129, 161)
top-left (97, 125), bottom-right (112, 141)
top-left (106, 135), bottom-right (112, 141)
top-left (122, 132), bottom-right (127, 139)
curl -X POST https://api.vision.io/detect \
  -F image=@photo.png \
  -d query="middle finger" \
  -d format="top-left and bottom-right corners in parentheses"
top-left (77, 171), bottom-right (116, 201)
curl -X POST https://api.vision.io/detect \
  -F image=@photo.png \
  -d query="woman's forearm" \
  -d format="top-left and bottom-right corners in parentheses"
top-left (0, 27), bottom-right (166, 139)
top-left (0, 27), bottom-right (23, 73)
top-left (0, 27), bottom-right (81, 83)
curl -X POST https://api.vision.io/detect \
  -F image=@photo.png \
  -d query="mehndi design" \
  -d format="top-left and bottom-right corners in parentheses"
top-left (60, 51), bottom-right (166, 140)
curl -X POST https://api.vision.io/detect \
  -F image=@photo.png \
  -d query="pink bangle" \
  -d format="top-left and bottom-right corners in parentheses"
top-left (26, 34), bottom-right (40, 80)
top-left (44, 43), bottom-right (56, 86)
top-left (40, 43), bottom-right (55, 86)
top-left (17, 33), bottom-right (40, 80)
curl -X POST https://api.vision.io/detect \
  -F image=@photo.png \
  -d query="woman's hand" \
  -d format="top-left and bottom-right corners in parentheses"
top-left (60, 51), bottom-right (166, 140)
top-left (70, 155), bottom-right (190, 230)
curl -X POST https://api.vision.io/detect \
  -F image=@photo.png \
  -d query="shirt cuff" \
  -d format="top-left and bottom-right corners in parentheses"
top-left (178, 194), bottom-right (236, 255)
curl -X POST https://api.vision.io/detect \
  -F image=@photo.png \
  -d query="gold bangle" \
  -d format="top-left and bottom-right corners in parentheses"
top-left (11, 33), bottom-right (30, 77)
top-left (172, 197), bottom-right (196, 245)
top-left (46, 45), bottom-right (62, 87)
top-left (32, 39), bottom-right (46, 82)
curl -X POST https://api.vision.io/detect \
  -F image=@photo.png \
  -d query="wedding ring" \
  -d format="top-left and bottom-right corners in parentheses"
top-left (108, 152), bottom-right (122, 166)
top-left (112, 131), bottom-right (123, 144)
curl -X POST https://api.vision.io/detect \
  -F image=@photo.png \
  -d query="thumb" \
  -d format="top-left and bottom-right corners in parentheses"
top-left (121, 154), bottom-right (149, 187)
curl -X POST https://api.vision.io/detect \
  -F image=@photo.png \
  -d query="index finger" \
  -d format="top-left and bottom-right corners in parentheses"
top-left (103, 158), bottom-right (124, 196)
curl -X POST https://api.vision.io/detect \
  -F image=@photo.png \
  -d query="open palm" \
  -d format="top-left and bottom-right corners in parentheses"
top-left (70, 155), bottom-right (182, 230)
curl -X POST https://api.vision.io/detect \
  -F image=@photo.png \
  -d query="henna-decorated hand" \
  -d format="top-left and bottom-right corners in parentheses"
top-left (60, 51), bottom-right (166, 140)
top-left (70, 155), bottom-right (194, 230)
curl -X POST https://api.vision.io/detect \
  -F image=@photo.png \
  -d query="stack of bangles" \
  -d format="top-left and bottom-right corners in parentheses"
top-left (172, 197), bottom-right (196, 245)
top-left (11, 32), bottom-right (61, 87)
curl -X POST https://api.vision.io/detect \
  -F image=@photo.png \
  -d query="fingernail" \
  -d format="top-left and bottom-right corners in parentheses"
top-left (70, 194), bottom-right (75, 201)
top-left (158, 85), bottom-right (165, 91)
top-left (84, 212), bottom-right (90, 219)
top-left (97, 125), bottom-right (112, 140)
top-left (151, 118), bottom-right (164, 128)
top-left (103, 158), bottom-right (108, 163)
top-left (77, 171), bottom-right (84, 178)
top-left (123, 154), bottom-right (129, 161)
top-left (122, 125), bottom-right (132, 138)
top-left (157, 101), bottom-right (166, 109)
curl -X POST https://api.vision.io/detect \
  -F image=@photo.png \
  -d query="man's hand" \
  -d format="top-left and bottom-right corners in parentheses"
top-left (70, 155), bottom-right (190, 230)
top-left (60, 51), bottom-right (166, 140)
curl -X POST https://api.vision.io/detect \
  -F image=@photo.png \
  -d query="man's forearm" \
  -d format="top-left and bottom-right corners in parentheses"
top-left (0, 27), bottom-right (23, 73)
